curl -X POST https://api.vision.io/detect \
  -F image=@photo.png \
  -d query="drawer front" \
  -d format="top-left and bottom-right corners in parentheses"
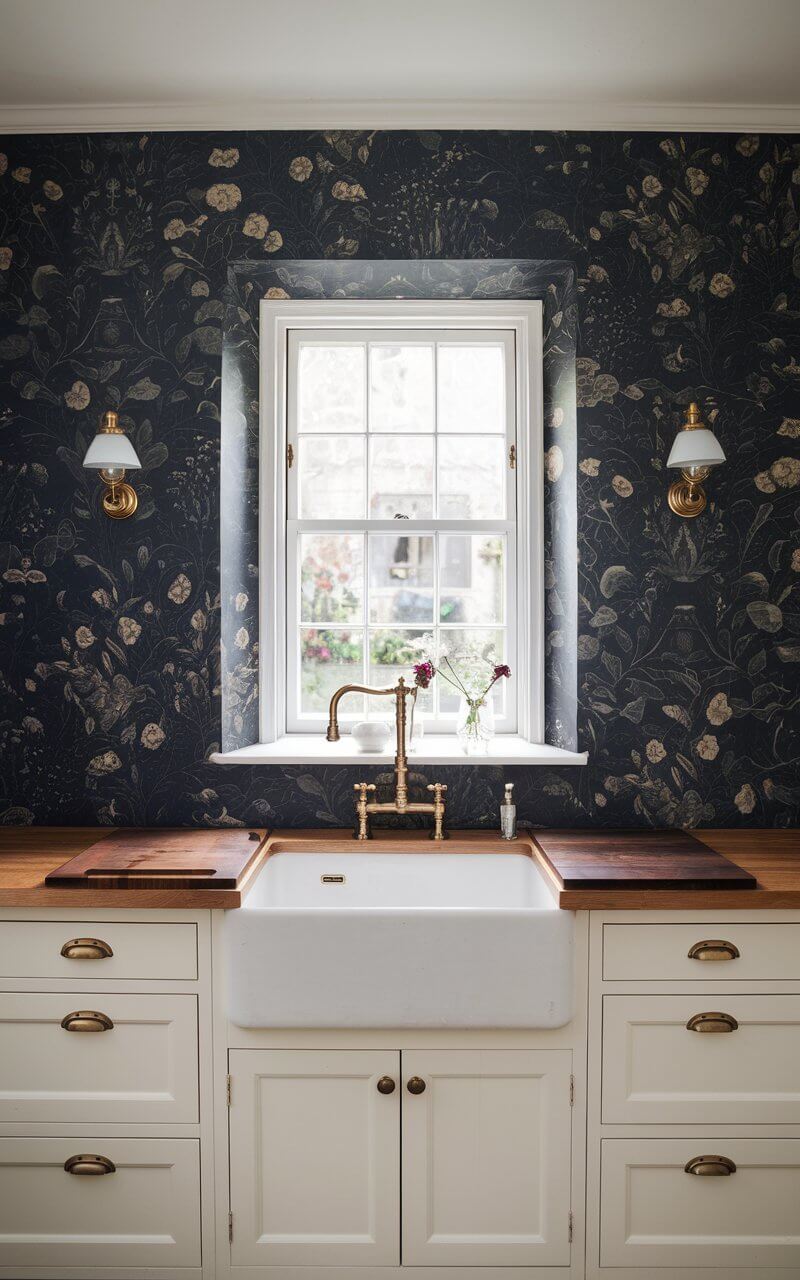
top-left (601, 1138), bottom-right (800, 1269)
top-left (0, 1136), bottom-right (200, 1268)
top-left (603, 921), bottom-right (800, 982)
top-left (0, 992), bottom-right (198, 1122)
top-left (0, 919), bottom-right (197, 980)
top-left (602, 993), bottom-right (800, 1123)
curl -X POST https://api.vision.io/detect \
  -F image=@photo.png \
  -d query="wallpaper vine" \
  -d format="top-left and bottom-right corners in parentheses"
top-left (0, 130), bottom-right (798, 829)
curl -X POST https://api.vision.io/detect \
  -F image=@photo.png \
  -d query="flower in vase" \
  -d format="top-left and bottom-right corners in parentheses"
top-left (413, 661), bottom-right (435, 689)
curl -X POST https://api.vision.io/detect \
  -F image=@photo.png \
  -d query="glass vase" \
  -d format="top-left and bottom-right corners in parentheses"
top-left (456, 695), bottom-right (495, 756)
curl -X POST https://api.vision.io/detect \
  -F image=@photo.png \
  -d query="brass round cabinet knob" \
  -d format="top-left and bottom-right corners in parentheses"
top-left (376, 1076), bottom-right (396, 1095)
top-left (407, 1076), bottom-right (426, 1095)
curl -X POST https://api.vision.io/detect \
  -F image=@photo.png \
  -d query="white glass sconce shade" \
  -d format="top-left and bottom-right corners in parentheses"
top-left (83, 429), bottom-right (141, 471)
top-left (667, 426), bottom-right (725, 470)
top-left (666, 402), bottom-right (725, 519)
top-left (82, 411), bottom-right (141, 520)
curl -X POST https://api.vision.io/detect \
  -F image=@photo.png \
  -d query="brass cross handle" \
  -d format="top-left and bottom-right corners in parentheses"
top-left (354, 782), bottom-right (377, 798)
top-left (426, 783), bottom-right (448, 798)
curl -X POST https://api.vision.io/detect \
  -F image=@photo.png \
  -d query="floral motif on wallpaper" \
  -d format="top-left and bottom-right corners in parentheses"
top-left (0, 129), bottom-right (798, 828)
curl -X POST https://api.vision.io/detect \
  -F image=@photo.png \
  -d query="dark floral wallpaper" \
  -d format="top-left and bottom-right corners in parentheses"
top-left (0, 129), bottom-right (798, 830)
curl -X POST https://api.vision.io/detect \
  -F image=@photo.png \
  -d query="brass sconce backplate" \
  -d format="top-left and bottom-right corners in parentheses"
top-left (667, 467), bottom-right (710, 518)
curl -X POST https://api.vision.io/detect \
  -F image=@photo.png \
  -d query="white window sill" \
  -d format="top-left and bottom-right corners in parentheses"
top-left (210, 736), bottom-right (588, 767)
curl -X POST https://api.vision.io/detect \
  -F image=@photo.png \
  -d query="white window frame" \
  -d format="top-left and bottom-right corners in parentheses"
top-left (259, 299), bottom-right (544, 748)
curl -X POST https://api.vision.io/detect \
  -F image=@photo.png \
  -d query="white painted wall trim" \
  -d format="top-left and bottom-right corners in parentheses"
top-left (2, 99), bottom-right (800, 135)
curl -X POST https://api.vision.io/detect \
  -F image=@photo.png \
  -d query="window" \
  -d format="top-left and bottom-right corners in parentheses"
top-left (260, 301), bottom-right (545, 750)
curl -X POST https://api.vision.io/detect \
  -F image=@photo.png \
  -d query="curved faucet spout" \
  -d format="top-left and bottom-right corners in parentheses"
top-left (326, 683), bottom-right (396, 742)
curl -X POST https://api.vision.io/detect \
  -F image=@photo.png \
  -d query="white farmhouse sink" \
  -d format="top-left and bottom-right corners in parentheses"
top-left (224, 851), bottom-right (573, 1029)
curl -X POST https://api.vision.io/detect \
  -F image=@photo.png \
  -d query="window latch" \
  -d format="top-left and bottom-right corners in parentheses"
top-left (509, 444), bottom-right (516, 470)
top-left (287, 442), bottom-right (294, 469)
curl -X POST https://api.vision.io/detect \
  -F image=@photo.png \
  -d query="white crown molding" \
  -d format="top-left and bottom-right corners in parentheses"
top-left (1, 98), bottom-right (800, 135)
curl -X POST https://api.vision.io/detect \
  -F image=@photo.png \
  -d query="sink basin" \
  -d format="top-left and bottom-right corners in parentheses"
top-left (224, 851), bottom-right (573, 1029)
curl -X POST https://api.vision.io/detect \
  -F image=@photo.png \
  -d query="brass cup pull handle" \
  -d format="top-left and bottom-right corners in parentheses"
top-left (686, 1011), bottom-right (739, 1034)
top-left (60, 937), bottom-right (113, 961)
top-left (684, 1155), bottom-right (737, 1177)
top-left (688, 939), bottom-right (740, 962)
top-left (407, 1076), bottom-right (426, 1095)
top-left (60, 1010), bottom-right (114, 1033)
top-left (64, 1154), bottom-right (116, 1176)
top-left (376, 1076), bottom-right (396, 1095)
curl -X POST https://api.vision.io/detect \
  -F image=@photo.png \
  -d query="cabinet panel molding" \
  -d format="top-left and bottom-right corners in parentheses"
top-left (228, 1047), bottom-right (400, 1267)
top-left (602, 993), bottom-right (800, 1124)
top-left (402, 1047), bottom-right (572, 1267)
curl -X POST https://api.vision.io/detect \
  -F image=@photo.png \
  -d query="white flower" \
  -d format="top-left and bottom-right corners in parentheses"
top-left (709, 272), bottom-right (735, 298)
top-left (646, 739), bottom-right (666, 763)
top-left (612, 475), bottom-right (633, 497)
top-left (243, 212), bottom-right (268, 239)
top-left (579, 458), bottom-right (600, 476)
top-left (686, 167), bottom-right (709, 195)
top-left (87, 750), bottom-right (122, 775)
top-left (75, 626), bottom-right (95, 648)
top-left (331, 180), bottom-right (366, 201)
top-left (545, 445), bottom-right (564, 482)
top-left (234, 627), bottom-right (249, 649)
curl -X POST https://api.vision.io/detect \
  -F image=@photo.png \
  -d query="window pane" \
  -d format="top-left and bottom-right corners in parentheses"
top-left (436, 628), bottom-right (507, 714)
top-left (369, 534), bottom-right (433, 624)
top-left (438, 436), bottom-right (505, 518)
top-left (438, 344), bottom-right (505, 434)
top-left (369, 435), bottom-right (433, 518)
top-left (440, 535), bottom-right (504, 625)
top-left (298, 436), bottom-right (365, 518)
top-left (368, 629), bottom-right (433, 713)
top-left (369, 345), bottom-right (434, 433)
top-left (299, 628), bottom-right (364, 716)
top-left (299, 534), bottom-right (363, 624)
top-left (297, 344), bottom-right (365, 433)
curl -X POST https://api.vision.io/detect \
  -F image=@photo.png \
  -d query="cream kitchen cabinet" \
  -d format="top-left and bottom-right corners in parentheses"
top-left (227, 1046), bottom-right (574, 1273)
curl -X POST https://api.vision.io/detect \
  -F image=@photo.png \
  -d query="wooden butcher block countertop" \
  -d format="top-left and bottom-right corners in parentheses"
top-left (0, 827), bottom-right (796, 910)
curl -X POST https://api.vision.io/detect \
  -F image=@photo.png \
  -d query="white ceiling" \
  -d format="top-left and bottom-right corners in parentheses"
top-left (2, 0), bottom-right (800, 132)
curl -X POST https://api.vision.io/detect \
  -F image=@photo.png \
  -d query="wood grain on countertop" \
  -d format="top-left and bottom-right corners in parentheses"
top-left (0, 827), bottom-right (797, 909)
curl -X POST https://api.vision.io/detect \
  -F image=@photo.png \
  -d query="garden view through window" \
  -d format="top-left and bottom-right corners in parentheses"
top-left (286, 329), bottom-right (518, 734)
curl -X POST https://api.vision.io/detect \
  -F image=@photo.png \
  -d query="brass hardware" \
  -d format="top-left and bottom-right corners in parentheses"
top-left (64, 1154), bottom-right (116, 1176)
top-left (686, 1011), bottom-right (739, 1034)
top-left (60, 1010), bottom-right (114, 1033)
top-left (98, 411), bottom-right (138, 519)
top-left (321, 874), bottom-right (345, 884)
top-left (329, 678), bottom-right (447, 840)
top-left (509, 443), bottom-right (516, 469)
top-left (568, 1210), bottom-right (573, 1242)
top-left (60, 937), bottom-right (113, 961)
top-left (667, 402), bottom-right (710, 518)
top-left (377, 1076), bottom-right (396, 1095)
top-left (226, 1074), bottom-right (232, 1107)
top-left (407, 1076), bottom-right (426, 1095)
top-left (229, 1210), bottom-right (234, 1243)
top-left (688, 939), bottom-right (740, 962)
top-left (684, 1154), bottom-right (737, 1177)
top-left (287, 442), bottom-right (294, 468)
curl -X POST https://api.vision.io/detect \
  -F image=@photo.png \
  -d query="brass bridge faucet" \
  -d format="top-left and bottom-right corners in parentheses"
top-left (326, 676), bottom-right (447, 841)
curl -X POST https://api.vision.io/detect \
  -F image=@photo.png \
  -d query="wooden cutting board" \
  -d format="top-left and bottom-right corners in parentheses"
top-left (45, 828), bottom-right (268, 890)
top-left (532, 829), bottom-right (757, 891)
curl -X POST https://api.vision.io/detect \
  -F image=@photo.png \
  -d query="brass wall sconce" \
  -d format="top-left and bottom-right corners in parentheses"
top-left (666, 402), bottom-right (726, 518)
top-left (82, 411), bottom-right (142, 519)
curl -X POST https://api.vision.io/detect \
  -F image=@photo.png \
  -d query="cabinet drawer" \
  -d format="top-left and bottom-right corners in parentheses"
top-left (602, 921), bottom-right (800, 982)
top-left (602, 994), bottom-right (800, 1123)
top-left (0, 1136), bottom-right (200, 1269)
top-left (0, 992), bottom-right (198, 1122)
top-left (0, 919), bottom-right (197, 980)
top-left (600, 1138), bottom-right (800, 1269)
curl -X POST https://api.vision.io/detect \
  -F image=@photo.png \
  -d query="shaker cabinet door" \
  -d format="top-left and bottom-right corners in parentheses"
top-left (228, 1048), bottom-right (400, 1267)
top-left (401, 1048), bottom-right (573, 1267)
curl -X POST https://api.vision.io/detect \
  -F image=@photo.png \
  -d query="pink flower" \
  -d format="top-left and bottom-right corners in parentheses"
top-left (493, 664), bottom-right (511, 679)
top-left (414, 661), bottom-right (435, 689)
